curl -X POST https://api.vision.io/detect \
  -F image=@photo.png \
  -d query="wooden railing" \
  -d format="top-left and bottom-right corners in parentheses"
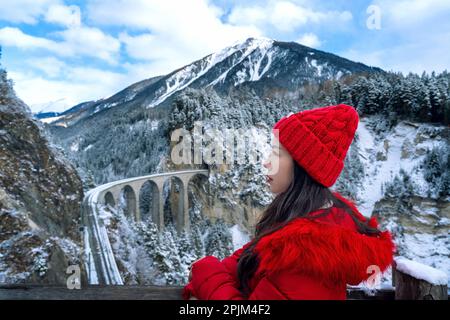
top-left (0, 284), bottom-right (183, 300)
top-left (1, 259), bottom-right (447, 300)
top-left (0, 284), bottom-right (394, 300)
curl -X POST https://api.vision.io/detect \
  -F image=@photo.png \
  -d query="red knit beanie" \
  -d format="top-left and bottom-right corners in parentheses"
top-left (272, 104), bottom-right (359, 187)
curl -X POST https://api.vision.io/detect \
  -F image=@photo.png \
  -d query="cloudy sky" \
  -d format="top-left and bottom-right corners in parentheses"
top-left (0, 0), bottom-right (449, 113)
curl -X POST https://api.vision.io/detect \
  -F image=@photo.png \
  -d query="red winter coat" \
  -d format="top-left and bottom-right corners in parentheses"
top-left (183, 193), bottom-right (395, 300)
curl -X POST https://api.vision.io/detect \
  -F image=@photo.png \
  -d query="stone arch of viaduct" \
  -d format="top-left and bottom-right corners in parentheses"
top-left (98, 170), bottom-right (209, 232)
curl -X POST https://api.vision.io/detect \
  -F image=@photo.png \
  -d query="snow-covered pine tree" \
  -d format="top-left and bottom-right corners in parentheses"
top-left (334, 138), bottom-right (365, 200)
top-left (436, 72), bottom-right (450, 124)
top-left (134, 221), bottom-right (159, 253)
top-left (365, 78), bottom-right (382, 114)
top-left (352, 77), bottom-right (369, 114)
top-left (335, 82), bottom-right (352, 105)
top-left (401, 74), bottom-right (422, 118)
top-left (0, 47), bottom-right (14, 105)
top-left (427, 72), bottom-right (444, 122)
top-left (190, 223), bottom-right (205, 258)
top-left (205, 219), bottom-right (233, 260)
top-left (421, 146), bottom-right (450, 198)
top-left (153, 224), bottom-right (184, 285)
top-left (177, 230), bottom-right (197, 281)
top-left (138, 182), bottom-right (152, 221)
top-left (383, 168), bottom-right (418, 212)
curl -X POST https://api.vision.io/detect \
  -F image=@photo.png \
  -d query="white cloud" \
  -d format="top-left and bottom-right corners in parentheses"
top-left (8, 65), bottom-right (128, 113)
top-left (26, 56), bottom-right (66, 78)
top-left (0, 26), bottom-right (120, 64)
top-left (341, 0), bottom-right (450, 73)
top-left (341, 31), bottom-right (450, 74)
top-left (0, 0), bottom-right (59, 24)
top-left (0, 27), bottom-right (59, 50)
top-left (122, 61), bottom-right (174, 82)
top-left (118, 32), bottom-right (212, 76)
top-left (118, 32), bottom-right (160, 61)
top-left (64, 66), bottom-right (124, 87)
top-left (0, 1), bottom-right (120, 65)
top-left (45, 4), bottom-right (81, 28)
top-left (375, 0), bottom-right (450, 29)
top-left (227, 0), bottom-right (352, 33)
top-left (87, 0), bottom-right (262, 71)
top-left (296, 33), bottom-right (321, 48)
top-left (8, 58), bottom-right (177, 113)
top-left (56, 26), bottom-right (120, 64)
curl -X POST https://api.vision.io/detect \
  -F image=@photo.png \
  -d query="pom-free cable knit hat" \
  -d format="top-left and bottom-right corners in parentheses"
top-left (272, 104), bottom-right (359, 187)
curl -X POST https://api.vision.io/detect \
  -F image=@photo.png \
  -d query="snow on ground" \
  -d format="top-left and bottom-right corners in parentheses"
top-left (229, 224), bottom-right (250, 251)
top-left (84, 182), bottom-right (125, 285)
top-left (39, 115), bottom-right (64, 124)
top-left (310, 59), bottom-right (323, 76)
top-left (70, 141), bottom-right (79, 152)
top-left (150, 120), bottom-right (159, 131)
top-left (240, 39), bottom-right (274, 83)
top-left (83, 144), bottom-right (93, 152)
top-left (83, 226), bottom-right (98, 284)
top-left (356, 119), bottom-right (410, 216)
top-left (356, 119), bottom-right (446, 217)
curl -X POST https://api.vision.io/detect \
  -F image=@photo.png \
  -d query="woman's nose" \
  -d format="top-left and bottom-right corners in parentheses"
top-left (263, 160), bottom-right (271, 169)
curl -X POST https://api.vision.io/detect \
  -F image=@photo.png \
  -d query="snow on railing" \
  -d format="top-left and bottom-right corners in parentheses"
top-left (393, 257), bottom-right (448, 300)
top-left (395, 257), bottom-right (448, 286)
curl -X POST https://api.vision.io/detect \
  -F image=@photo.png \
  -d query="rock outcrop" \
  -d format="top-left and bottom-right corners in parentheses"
top-left (0, 70), bottom-right (84, 284)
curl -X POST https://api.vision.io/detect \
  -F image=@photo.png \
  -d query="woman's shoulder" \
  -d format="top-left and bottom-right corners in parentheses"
top-left (308, 205), bottom-right (359, 231)
top-left (254, 207), bottom-right (395, 285)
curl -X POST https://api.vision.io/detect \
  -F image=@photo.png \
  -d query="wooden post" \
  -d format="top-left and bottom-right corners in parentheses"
top-left (393, 259), bottom-right (448, 300)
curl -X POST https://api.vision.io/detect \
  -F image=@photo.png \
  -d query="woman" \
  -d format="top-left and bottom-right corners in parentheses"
top-left (183, 104), bottom-right (395, 300)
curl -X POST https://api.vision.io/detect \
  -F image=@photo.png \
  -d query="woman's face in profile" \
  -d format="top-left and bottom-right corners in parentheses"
top-left (263, 136), bottom-right (294, 194)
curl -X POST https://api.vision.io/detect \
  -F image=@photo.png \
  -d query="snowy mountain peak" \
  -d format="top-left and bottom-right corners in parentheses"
top-left (47, 37), bottom-right (382, 127)
top-left (146, 37), bottom-right (275, 108)
top-left (224, 37), bottom-right (274, 54)
top-left (207, 37), bottom-right (274, 72)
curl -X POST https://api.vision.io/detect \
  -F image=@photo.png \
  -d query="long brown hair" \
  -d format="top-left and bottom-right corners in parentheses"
top-left (236, 161), bottom-right (380, 297)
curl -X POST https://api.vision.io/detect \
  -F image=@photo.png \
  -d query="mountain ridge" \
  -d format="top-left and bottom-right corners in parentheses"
top-left (39, 37), bottom-right (383, 127)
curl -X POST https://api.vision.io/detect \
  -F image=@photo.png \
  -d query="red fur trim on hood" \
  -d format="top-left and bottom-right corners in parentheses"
top-left (254, 207), bottom-right (395, 286)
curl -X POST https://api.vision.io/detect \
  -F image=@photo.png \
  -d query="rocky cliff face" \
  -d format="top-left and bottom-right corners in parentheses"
top-left (361, 119), bottom-right (450, 287)
top-left (373, 197), bottom-right (449, 286)
top-left (0, 72), bottom-right (84, 284)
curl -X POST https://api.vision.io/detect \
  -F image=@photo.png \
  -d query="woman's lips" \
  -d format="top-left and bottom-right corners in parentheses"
top-left (266, 175), bottom-right (273, 183)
